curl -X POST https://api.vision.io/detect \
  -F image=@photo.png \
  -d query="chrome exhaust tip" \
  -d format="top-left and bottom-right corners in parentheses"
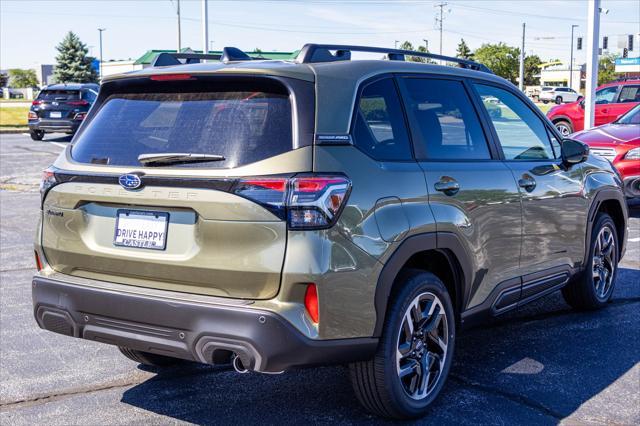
top-left (231, 354), bottom-right (249, 374)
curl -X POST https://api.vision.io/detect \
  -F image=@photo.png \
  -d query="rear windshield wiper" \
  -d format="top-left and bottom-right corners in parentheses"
top-left (138, 153), bottom-right (226, 166)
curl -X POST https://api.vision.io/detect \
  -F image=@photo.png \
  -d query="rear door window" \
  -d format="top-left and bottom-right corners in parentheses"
top-left (71, 88), bottom-right (292, 168)
top-left (618, 85), bottom-right (640, 103)
top-left (353, 78), bottom-right (412, 161)
top-left (400, 78), bottom-right (491, 160)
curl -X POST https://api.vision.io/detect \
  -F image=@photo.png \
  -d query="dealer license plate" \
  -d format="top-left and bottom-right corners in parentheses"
top-left (114, 209), bottom-right (169, 250)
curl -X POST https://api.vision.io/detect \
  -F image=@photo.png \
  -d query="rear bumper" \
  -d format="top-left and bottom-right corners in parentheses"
top-left (29, 120), bottom-right (79, 133)
top-left (32, 275), bottom-right (377, 373)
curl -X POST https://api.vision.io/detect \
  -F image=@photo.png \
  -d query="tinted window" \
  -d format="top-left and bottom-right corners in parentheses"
top-left (37, 90), bottom-right (80, 101)
top-left (618, 104), bottom-right (640, 124)
top-left (72, 88), bottom-right (292, 168)
top-left (595, 86), bottom-right (618, 104)
top-left (401, 78), bottom-right (490, 160)
top-left (475, 84), bottom-right (555, 160)
top-left (353, 78), bottom-right (412, 161)
top-left (83, 90), bottom-right (97, 102)
top-left (618, 85), bottom-right (640, 103)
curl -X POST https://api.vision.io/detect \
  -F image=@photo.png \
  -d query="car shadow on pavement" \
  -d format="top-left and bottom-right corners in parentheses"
top-left (120, 272), bottom-right (640, 425)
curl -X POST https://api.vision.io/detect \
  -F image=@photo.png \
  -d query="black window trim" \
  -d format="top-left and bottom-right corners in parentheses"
top-left (348, 73), bottom-right (418, 163)
top-left (467, 79), bottom-right (565, 163)
top-left (394, 73), bottom-right (502, 163)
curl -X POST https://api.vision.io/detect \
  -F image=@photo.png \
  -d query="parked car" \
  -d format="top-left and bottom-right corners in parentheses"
top-left (539, 86), bottom-right (582, 104)
top-left (571, 103), bottom-right (640, 199)
top-left (32, 45), bottom-right (628, 420)
top-left (28, 83), bottom-right (99, 141)
top-left (547, 79), bottom-right (640, 137)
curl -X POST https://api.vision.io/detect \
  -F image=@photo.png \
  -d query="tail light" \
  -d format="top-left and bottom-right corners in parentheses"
top-left (67, 100), bottom-right (89, 106)
top-left (150, 73), bottom-right (193, 81)
top-left (28, 111), bottom-right (37, 120)
top-left (304, 284), bottom-right (319, 323)
top-left (73, 112), bottom-right (87, 120)
top-left (32, 100), bottom-right (42, 106)
top-left (233, 175), bottom-right (351, 230)
top-left (34, 250), bottom-right (43, 271)
top-left (40, 166), bottom-right (59, 204)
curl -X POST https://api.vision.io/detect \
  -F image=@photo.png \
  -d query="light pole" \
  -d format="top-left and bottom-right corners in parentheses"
top-left (423, 39), bottom-right (429, 52)
top-left (394, 40), bottom-right (399, 49)
top-left (584, 0), bottom-right (602, 130)
top-left (570, 24), bottom-right (579, 90)
top-left (201, 0), bottom-right (209, 56)
top-left (98, 28), bottom-right (106, 80)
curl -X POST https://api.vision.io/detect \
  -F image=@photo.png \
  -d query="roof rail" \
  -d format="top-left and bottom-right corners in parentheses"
top-left (295, 44), bottom-right (492, 73)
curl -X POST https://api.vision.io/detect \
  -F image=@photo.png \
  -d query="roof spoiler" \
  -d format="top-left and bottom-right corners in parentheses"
top-left (295, 44), bottom-right (493, 73)
top-left (150, 47), bottom-right (267, 67)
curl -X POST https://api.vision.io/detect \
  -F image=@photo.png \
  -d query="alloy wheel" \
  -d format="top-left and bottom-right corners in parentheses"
top-left (556, 123), bottom-right (571, 137)
top-left (396, 292), bottom-right (449, 400)
top-left (592, 225), bottom-right (616, 299)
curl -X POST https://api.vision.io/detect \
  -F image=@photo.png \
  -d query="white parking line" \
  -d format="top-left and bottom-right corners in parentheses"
top-left (628, 237), bottom-right (640, 243)
top-left (50, 142), bottom-right (68, 149)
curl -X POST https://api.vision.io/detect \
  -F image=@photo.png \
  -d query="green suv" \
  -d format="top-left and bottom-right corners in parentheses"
top-left (33, 45), bottom-right (628, 419)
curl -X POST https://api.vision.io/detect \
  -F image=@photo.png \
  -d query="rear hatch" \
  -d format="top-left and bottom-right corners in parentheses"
top-left (40, 74), bottom-right (315, 299)
top-left (33, 89), bottom-right (88, 121)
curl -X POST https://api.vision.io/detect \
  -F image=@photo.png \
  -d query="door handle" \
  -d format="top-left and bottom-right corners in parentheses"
top-left (518, 176), bottom-right (536, 192)
top-left (434, 179), bottom-right (460, 196)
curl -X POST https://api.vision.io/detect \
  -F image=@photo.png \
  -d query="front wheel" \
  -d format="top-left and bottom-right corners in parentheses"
top-left (555, 96), bottom-right (563, 104)
top-left (349, 271), bottom-right (455, 419)
top-left (30, 130), bottom-right (44, 141)
top-left (562, 213), bottom-right (619, 310)
top-left (554, 120), bottom-right (573, 137)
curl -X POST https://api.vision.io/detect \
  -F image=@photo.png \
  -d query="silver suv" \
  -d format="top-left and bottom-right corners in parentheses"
top-left (540, 86), bottom-right (582, 104)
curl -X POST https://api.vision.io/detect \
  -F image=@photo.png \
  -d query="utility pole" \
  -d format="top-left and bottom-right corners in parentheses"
top-left (519, 23), bottom-right (526, 91)
top-left (98, 28), bottom-right (106, 80)
top-left (394, 40), bottom-right (399, 49)
top-left (176, 0), bottom-right (182, 52)
top-left (435, 2), bottom-right (448, 63)
top-left (201, 0), bottom-right (209, 57)
top-left (584, 0), bottom-right (601, 129)
top-left (569, 24), bottom-right (579, 90)
top-left (423, 39), bottom-right (429, 51)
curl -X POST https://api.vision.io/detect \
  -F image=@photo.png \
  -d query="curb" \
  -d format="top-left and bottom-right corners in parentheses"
top-left (0, 129), bottom-right (29, 134)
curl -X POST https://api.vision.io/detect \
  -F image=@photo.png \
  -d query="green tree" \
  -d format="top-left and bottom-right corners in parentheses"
top-left (456, 38), bottom-right (473, 60)
top-left (53, 31), bottom-right (98, 83)
top-left (7, 69), bottom-right (38, 88)
top-left (598, 53), bottom-right (617, 85)
top-left (398, 41), bottom-right (435, 64)
top-left (0, 72), bottom-right (8, 88)
top-left (473, 42), bottom-right (520, 83)
top-left (524, 55), bottom-right (542, 86)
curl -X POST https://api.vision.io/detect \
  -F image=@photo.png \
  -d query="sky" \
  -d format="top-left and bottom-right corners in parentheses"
top-left (1, 0), bottom-right (639, 69)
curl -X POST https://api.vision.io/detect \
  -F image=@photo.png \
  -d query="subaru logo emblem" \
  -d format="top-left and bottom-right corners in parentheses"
top-left (119, 174), bottom-right (142, 190)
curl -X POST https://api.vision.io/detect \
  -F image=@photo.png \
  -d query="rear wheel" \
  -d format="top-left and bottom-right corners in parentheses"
top-left (30, 130), bottom-right (44, 141)
top-left (554, 120), bottom-right (573, 137)
top-left (555, 96), bottom-right (563, 104)
top-left (349, 271), bottom-right (455, 419)
top-left (118, 346), bottom-right (182, 367)
top-left (542, 100), bottom-right (549, 104)
top-left (562, 213), bottom-right (619, 310)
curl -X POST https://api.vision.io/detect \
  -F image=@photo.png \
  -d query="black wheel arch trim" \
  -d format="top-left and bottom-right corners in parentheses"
top-left (372, 231), bottom-right (473, 337)
top-left (584, 188), bottom-right (628, 265)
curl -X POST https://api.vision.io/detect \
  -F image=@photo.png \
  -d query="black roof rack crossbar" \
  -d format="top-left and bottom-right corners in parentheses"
top-left (151, 52), bottom-right (223, 67)
top-left (151, 48), bottom-right (271, 67)
top-left (295, 44), bottom-right (493, 73)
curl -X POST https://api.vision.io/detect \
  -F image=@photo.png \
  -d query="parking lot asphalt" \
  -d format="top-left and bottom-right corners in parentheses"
top-left (1, 133), bottom-right (638, 425)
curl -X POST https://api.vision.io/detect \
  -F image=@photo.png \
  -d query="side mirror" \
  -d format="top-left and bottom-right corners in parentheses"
top-left (561, 138), bottom-right (589, 165)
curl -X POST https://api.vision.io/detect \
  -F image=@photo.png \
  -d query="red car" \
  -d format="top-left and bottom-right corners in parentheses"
top-left (547, 79), bottom-right (640, 137)
top-left (571, 103), bottom-right (640, 199)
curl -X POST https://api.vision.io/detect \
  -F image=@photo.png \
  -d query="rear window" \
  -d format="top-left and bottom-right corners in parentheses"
top-left (71, 89), bottom-right (292, 168)
top-left (37, 90), bottom-right (80, 101)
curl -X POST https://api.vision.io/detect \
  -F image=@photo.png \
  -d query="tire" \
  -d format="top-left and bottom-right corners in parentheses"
top-left (554, 120), bottom-right (573, 137)
top-left (555, 96), bottom-right (563, 104)
top-left (542, 100), bottom-right (548, 104)
top-left (30, 130), bottom-right (44, 141)
top-left (349, 271), bottom-right (455, 419)
top-left (562, 213), bottom-right (619, 310)
top-left (118, 346), bottom-right (182, 367)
